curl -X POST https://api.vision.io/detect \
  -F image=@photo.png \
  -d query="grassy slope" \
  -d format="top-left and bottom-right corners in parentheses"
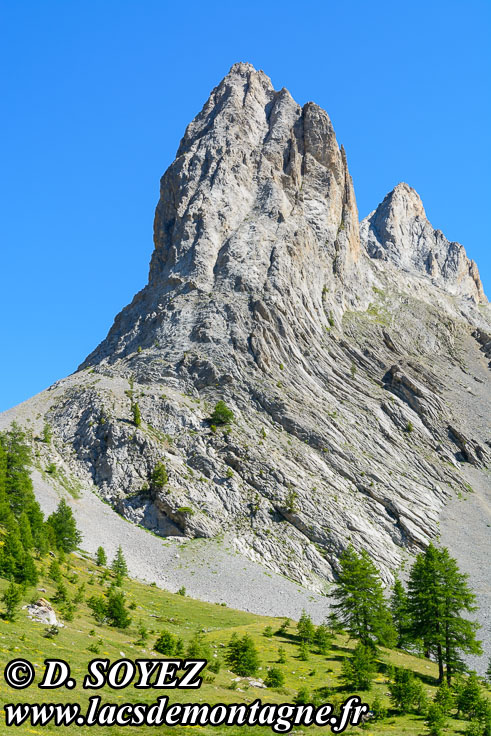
top-left (0, 552), bottom-right (480, 736)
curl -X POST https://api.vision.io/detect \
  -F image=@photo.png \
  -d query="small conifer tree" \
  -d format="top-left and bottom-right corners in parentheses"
top-left (132, 403), bottom-right (142, 427)
top-left (96, 546), bottom-right (107, 566)
top-left (341, 642), bottom-right (375, 690)
top-left (151, 462), bottom-right (168, 490)
top-left (46, 498), bottom-right (81, 553)
top-left (111, 546), bottom-right (128, 581)
top-left (225, 633), bottom-right (260, 676)
top-left (297, 609), bottom-right (315, 642)
top-left (106, 591), bottom-right (131, 629)
top-left (1, 581), bottom-right (22, 620)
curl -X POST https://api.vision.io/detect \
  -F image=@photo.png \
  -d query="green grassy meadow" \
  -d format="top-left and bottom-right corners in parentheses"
top-left (0, 551), bottom-right (486, 735)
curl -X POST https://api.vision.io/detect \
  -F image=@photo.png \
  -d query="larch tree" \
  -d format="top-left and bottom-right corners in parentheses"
top-left (330, 545), bottom-right (395, 648)
top-left (47, 498), bottom-right (82, 553)
top-left (407, 544), bottom-right (481, 684)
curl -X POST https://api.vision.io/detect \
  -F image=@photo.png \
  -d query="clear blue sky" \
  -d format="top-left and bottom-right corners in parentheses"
top-left (1, 0), bottom-right (490, 412)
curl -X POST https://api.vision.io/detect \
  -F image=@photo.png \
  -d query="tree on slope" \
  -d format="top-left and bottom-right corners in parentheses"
top-left (47, 498), bottom-right (82, 553)
top-left (96, 546), bottom-right (107, 566)
top-left (330, 545), bottom-right (395, 647)
top-left (391, 577), bottom-right (412, 649)
top-left (1, 581), bottom-right (22, 620)
top-left (111, 545), bottom-right (128, 581)
top-left (407, 544), bottom-right (481, 684)
top-left (226, 633), bottom-right (260, 676)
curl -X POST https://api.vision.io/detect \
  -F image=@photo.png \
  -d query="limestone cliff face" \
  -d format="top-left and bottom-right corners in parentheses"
top-left (82, 63), bottom-right (362, 372)
top-left (2, 64), bottom-right (490, 592)
top-left (150, 62), bottom-right (360, 289)
top-left (361, 183), bottom-right (486, 303)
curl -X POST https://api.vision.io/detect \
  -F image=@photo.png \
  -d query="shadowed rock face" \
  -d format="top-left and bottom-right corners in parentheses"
top-left (361, 182), bottom-right (486, 303)
top-left (2, 64), bottom-right (490, 593)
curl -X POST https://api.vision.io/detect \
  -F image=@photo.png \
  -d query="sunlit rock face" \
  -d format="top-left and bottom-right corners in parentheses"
top-left (361, 182), bottom-right (485, 303)
top-left (2, 64), bottom-right (489, 593)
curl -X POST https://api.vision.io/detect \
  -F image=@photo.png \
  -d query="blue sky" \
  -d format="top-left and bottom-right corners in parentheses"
top-left (1, 0), bottom-right (490, 411)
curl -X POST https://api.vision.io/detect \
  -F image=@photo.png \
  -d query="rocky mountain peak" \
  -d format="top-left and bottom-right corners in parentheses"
top-left (149, 62), bottom-right (360, 294)
top-left (85, 64), bottom-right (362, 368)
top-left (383, 182), bottom-right (427, 219)
top-left (361, 183), bottom-right (486, 303)
top-left (2, 64), bottom-right (490, 636)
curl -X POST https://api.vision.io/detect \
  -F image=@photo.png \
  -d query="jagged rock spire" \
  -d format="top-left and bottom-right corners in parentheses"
top-left (361, 182), bottom-right (486, 303)
top-left (83, 63), bottom-right (362, 368)
top-left (149, 62), bottom-right (360, 293)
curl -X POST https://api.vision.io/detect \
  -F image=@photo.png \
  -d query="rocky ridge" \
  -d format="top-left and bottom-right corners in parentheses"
top-left (1, 63), bottom-right (489, 601)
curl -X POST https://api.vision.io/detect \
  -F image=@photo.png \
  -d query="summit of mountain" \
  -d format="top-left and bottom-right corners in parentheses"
top-left (1, 66), bottom-right (489, 647)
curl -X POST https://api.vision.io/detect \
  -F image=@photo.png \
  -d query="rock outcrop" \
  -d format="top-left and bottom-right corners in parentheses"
top-left (24, 598), bottom-right (63, 627)
top-left (361, 182), bottom-right (486, 303)
top-left (1, 63), bottom-right (489, 594)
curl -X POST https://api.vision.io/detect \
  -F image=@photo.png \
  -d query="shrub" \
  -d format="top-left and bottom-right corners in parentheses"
top-left (44, 625), bottom-right (59, 638)
top-left (276, 619), bottom-right (290, 636)
top-left (155, 630), bottom-right (177, 656)
top-left (298, 641), bottom-right (310, 661)
top-left (132, 403), bottom-right (141, 427)
top-left (263, 626), bottom-right (274, 638)
top-left (155, 629), bottom-right (184, 656)
top-left (226, 633), bottom-right (260, 676)
top-left (388, 668), bottom-right (426, 714)
top-left (426, 703), bottom-right (446, 736)
top-left (136, 622), bottom-right (149, 646)
top-left (277, 646), bottom-right (286, 663)
top-left (434, 682), bottom-right (454, 712)
top-left (294, 687), bottom-right (311, 705)
top-left (151, 462), bottom-right (168, 490)
top-left (341, 642), bottom-right (375, 690)
top-left (265, 667), bottom-right (285, 688)
top-left (187, 631), bottom-right (211, 660)
top-left (285, 488), bottom-right (298, 513)
top-left (60, 601), bottom-right (75, 622)
top-left (53, 582), bottom-right (68, 603)
top-left (177, 586), bottom-right (186, 597)
top-left (370, 694), bottom-right (387, 721)
top-left (464, 721), bottom-right (489, 736)
top-left (48, 559), bottom-right (62, 582)
top-left (210, 401), bottom-right (234, 426)
top-left (87, 595), bottom-right (107, 624)
top-left (106, 591), bottom-right (131, 629)
top-left (457, 673), bottom-right (483, 719)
